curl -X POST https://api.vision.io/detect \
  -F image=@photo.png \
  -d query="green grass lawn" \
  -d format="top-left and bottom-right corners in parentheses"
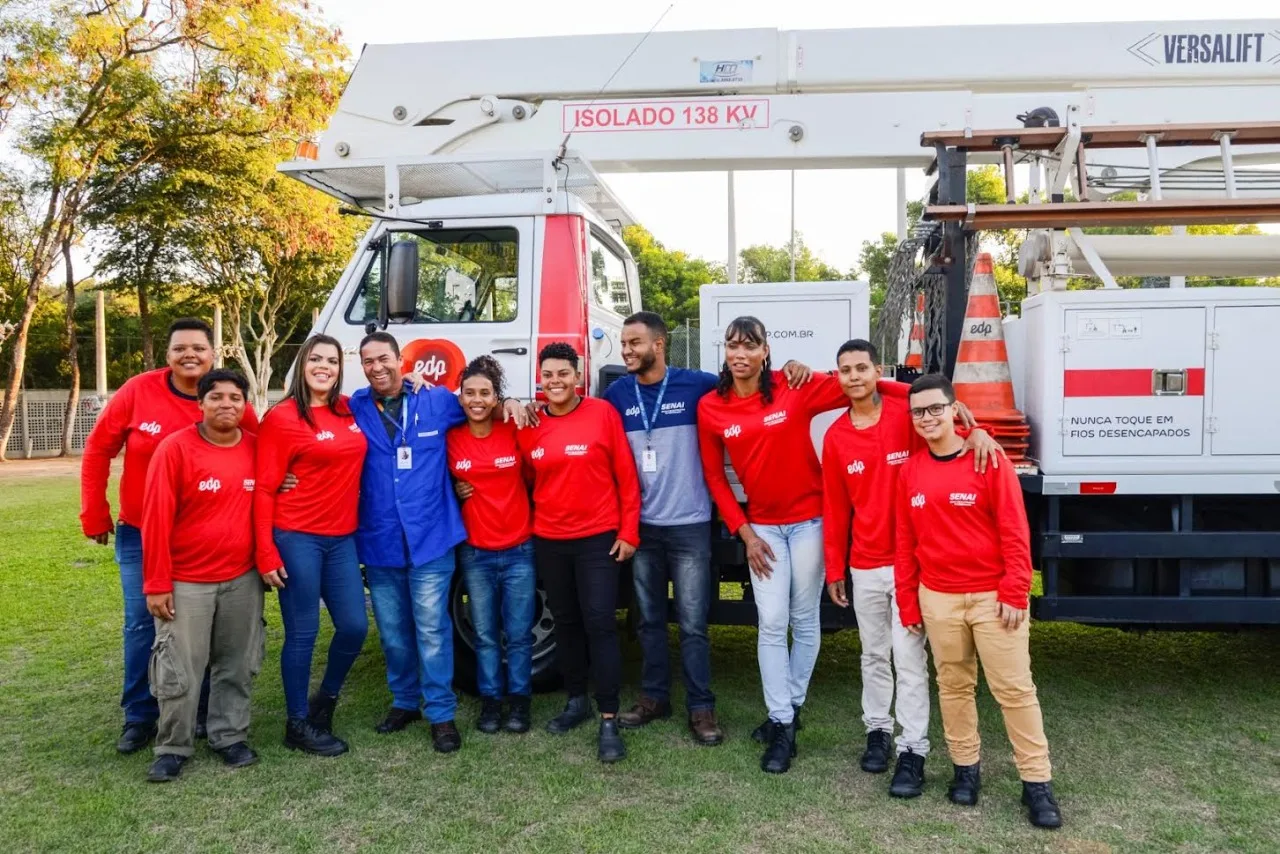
top-left (2, 474), bottom-right (1279, 853)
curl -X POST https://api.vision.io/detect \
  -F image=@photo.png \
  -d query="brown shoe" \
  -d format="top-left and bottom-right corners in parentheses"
top-left (689, 709), bottom-right (725, 746)
top-left (616, 696), bottom-right (672, 729)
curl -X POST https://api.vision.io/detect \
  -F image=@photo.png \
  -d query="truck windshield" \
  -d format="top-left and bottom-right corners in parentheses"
top-left (346, 227), bottom-right (519, 324)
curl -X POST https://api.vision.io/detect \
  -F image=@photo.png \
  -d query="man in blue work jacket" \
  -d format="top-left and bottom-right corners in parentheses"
top-left (350, 331), bottom-right (529, 753)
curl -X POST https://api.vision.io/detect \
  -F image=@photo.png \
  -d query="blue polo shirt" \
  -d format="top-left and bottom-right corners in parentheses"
top-left (350, 380), bottom-right (467, 568)
top-left (603, 366), bottom-right (719, 527)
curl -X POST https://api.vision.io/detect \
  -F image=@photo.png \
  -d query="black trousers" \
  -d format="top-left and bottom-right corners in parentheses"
top-left (534, 531), bottom-right (622, 714)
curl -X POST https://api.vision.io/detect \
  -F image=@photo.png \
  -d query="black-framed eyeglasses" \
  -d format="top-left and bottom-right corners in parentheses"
top-left (909, 403), bottom-right (951, 420)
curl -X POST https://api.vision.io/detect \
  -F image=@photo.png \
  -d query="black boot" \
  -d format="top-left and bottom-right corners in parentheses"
top-left (947, 762), bottom-right (981, 806)
top-left (116, 722), bottom-right (157, 755)
top-left (431, 721), bottom-right (462, 754)
top-left (285, 717), bottom-right (349, 757)
top-left (860, 730), bottom-right (892, 773)
top-left (476, 699), bottom-right (503, 734)
top-left (760, 720), bottom-right (797, 774)
top-left (597, 718), bottom-right (626, 763)
top-left (888, 749), bottom-right (926, 798)
top-left (214, 742), bottom-right (260, 769)
top-left (546, 695), bottom-right (593, 735)
top-left (503, 696), bottom-right (532, 734)
top-left (307, 690), bottom-right (338, 734)
top-left (1022, 781), bottom-right (1063, 829)
top-left (375, 707), bottom-right (422, 734)
top-left (146, 754), bottom-right (187, 783)
top-left (752, 705), bottom-right (802, 744)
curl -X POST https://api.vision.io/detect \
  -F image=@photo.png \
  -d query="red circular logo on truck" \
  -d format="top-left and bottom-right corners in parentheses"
top-left (400, 339), bottom-right (467, 391)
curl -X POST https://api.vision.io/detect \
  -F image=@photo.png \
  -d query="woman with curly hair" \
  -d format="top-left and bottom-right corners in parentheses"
top-left (447, 356), bottom-right (537, 736)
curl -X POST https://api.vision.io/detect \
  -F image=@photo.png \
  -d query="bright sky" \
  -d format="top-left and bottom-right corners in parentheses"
top-left (317, 1), bottom-right (1278, 272)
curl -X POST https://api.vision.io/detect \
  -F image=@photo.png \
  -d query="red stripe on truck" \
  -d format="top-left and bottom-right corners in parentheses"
top-left (1063, 368), bottom-right (1205, 397)
top-left (536, 215), bottom-right (590, 399)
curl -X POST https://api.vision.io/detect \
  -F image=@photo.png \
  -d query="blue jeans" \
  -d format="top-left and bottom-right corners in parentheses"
top-left (458, 540), bottom-right (537, 700)
top-left (749, 517), bottom-right (824, 725)
top-left (273, 530), bottom-right (370, 721)
top-left (366, 549), bottom-right (458, 724)
top-left (116, 523), bottom-right (209, 725)
top-left (632, 522), bottom-right (715, 712)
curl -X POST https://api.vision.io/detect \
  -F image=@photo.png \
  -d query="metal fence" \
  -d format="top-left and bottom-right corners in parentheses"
top-left (667, 322), bottom-right (700, 370)
top-left (4, 389), bottom-right (287, 460)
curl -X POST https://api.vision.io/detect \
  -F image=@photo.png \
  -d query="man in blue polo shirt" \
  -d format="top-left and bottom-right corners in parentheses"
top-left (351, 331), bottom-right (527, 753)
top-left (606, 312), bottom-right (810, 744)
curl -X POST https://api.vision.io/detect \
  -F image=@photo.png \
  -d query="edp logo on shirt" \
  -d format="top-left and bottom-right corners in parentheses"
top-left (139, 421), bottom-right (162, 436)
top-left (625, 405), bottom-right (641, 417)
top-left (723, 425), bottom-right (742, 439)
top-left (531, 447), bottom-right (546, 460)
top-left (846, 460), bottom-right (866, 475)
top-left (198, 478), bottom-right (222, 493)
top-left (910, 493), bottom-right (926, 509)
top-left (454, 459), bottom-right (472, 472)
top-left (315, 431), bottom-right (335, 442)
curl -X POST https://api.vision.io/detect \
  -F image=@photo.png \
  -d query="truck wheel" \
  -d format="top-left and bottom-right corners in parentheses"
top-left (449, 573), bottom-right (561, 696)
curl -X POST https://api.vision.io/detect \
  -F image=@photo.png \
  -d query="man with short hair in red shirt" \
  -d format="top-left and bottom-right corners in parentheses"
top-left (140, 369), bottom-right (267, 783)
top-left (895, 373), bottom-right (1062, 829)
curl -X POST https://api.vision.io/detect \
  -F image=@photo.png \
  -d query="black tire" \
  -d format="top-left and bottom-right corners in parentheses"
top-left (450, 572), bottom-right (561, 696)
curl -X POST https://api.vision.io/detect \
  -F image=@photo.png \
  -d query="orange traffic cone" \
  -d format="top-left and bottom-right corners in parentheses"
top-left (904, 293), bottom-right (925, 369)
top-left (952, 253), bottom-right (1031, 464)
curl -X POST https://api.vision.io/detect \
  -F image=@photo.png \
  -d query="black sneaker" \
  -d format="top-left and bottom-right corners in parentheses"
top-left (214, 741), bottom-right (260, 769)
top-left (597, 718), bottom-right (626, 763)
top-left (947, 762), bottom-right (982, 806)
top-left (888, 749), bottom-right (926, 798)
top-left (503, 696), bottom-right (532, 734)
top-left (375, 707), bottom-right (423, 734)
top-left (285, 718), bottom-right (349, 757)
top-left (761, 720), bottom-right (797, 774)
top-left (146, 754), bottom-right (187, 783)
top-left (117, 722), bottom-right (157, 755)
top-left (1021, 781), bottom-right (1063, 829)
top-left (752, 705), bottom-right (802, 744)
top-left (431, 721), bottom-right (462, 754)
top-left (307, 690), bottom-right (339, 733)
top-left (545, 695), bottom-right (593, 735)
top-left (476, 699), bottom-right (503, 734)
top-left (860, 730), bottom-right (893, 773)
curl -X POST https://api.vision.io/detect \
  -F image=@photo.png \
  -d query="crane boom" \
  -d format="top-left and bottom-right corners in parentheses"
top-left (281, 19), bottom-right (1280, 202)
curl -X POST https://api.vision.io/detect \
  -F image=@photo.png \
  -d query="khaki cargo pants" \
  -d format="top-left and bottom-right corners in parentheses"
top-left (150, 570), bottom-right (265, 757)
top-left (918, 586), bottom-right (1052, 782)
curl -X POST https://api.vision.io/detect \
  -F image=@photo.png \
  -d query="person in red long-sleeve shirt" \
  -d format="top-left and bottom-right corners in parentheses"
top-left (254, 334), bottom-right (368, 758)
top-left (79, 317), bottom-right (259, 755)
top-left (447, 356), bottom-right (537, 736)
top-left (139, 369), bottom-right (264, 783)
top-left (515, 342), bottom-right (640, 764)
top-left (696, 316), bottom-right (907, 775)
top-left (894, 373), bottom-right (1062, 829)
top-left (821, 339), bottom-right (1001, 798)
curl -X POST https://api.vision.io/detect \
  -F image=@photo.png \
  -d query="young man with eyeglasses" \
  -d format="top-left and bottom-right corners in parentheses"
top-left (894, 373), bottom-right (1062, 829)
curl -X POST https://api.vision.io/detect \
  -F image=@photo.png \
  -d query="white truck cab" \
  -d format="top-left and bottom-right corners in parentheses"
top-left (308, 174), bottom-right (640, 399)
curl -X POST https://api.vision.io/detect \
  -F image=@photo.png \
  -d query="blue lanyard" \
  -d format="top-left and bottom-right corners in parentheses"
top-left (377, 397), bottom-right (410, 446)
top-left (633, 371), bottom-right (668, 448)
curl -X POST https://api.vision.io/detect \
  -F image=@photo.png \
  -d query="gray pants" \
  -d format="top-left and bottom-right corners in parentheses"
top-left (151, 570), bottom-right (265, 756)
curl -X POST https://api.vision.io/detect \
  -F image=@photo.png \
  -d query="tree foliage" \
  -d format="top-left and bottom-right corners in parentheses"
top-left (622, 224), bottom-right (725, 324)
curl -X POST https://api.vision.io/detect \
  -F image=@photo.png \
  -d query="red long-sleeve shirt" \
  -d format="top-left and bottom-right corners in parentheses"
top-left (447, 420), bottom-right (533, 551)
top-left (79, 368), bottom-right (259, 537)
top-left (821, 395), bottom-right (925, 581)
top-left (893, 448), bottom-right (1033, 627)
top-left (697, 374), bottom-right (908, 534)
top-left (516, 397), bottom-right (641, 545)
top-left (141, 425), bottom-right (258, 594)
top-left (253, 398), bottom-right (367, 571)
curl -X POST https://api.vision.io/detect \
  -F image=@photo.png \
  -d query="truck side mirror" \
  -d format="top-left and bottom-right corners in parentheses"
top-left (386, 239), bottom-right (419, 321)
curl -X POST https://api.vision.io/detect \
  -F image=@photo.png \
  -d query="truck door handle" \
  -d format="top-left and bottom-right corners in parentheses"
top-left (1152, 369), bottom-right (1187, 396)
top-left (491, 347), bottom-right (528, 356)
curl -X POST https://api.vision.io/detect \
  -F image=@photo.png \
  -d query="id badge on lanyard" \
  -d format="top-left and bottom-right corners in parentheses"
top-left (634, 373), bottom-right (668, 473)
top-left (382, 400), bottom-right (412, 470)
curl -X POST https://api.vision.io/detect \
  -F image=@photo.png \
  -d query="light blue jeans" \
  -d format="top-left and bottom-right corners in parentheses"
top-left (366, 549), bottom-right (457, 724)
top-left (749, 517), bottom-right (824, 725)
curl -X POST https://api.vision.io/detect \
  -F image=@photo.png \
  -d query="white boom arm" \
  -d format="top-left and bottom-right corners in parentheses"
top-left (281, 19), bottom-right (1280, 207)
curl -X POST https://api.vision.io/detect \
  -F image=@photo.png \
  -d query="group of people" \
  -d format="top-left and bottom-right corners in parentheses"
top-left (79, 310), bottom-right (1063, 830)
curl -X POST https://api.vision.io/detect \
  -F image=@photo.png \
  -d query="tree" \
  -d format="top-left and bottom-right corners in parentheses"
top-left (622, 225), bottom-right (725, 324)
top-left (739, 233), bottom-right (846, 284)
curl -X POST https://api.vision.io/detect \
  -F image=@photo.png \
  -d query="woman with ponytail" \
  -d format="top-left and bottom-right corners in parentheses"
top-left (446, 356), bottom-right (538, 735)
top-left (696, 316), bottom-right (906, 775)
